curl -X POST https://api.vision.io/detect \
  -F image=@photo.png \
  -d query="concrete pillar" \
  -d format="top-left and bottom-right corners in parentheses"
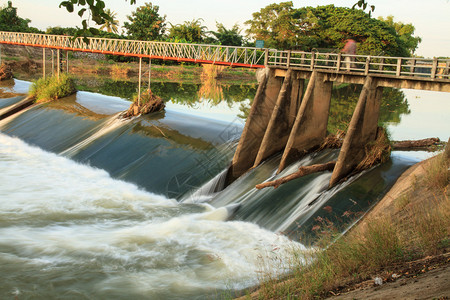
top-left (278, 71), bottom-right (333, 173)
top-left (329, 76), bottom-right (383, 187)
top-left (225, 68), bottom-right (283, 185)
top-left (254, 69), bottom-right (294, 167)
top-left (288, 77), bottom-right (304, 127)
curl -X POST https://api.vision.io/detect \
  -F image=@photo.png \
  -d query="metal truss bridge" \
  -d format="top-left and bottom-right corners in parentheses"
top-left (1, 31), bottom-right (449, 84)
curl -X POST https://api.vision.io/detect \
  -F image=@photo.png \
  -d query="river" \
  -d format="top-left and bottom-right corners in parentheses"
top-left (0, 77), bottom-right (448, 299)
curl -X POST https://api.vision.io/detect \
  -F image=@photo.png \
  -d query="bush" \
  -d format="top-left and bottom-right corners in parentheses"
top-left (29, 73), bottom-right (76, 103)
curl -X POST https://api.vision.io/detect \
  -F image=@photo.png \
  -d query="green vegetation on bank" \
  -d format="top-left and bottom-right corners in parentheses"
top-left (29, 73), bottom-right (76, 103)
top-left (244, 153), bottom-right (449, 299)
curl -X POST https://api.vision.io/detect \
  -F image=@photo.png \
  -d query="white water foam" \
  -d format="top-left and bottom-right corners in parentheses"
top-left (0, 133), bottom-right (305, 298)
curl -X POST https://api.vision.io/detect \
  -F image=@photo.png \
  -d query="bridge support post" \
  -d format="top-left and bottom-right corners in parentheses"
top-left (148, 58), bottom-right (151, 91)
top-left (138, 56), bottom-right (142, 106)
top-left (254, 69), bottom-right (294, 166)
top-left (42, 48), bottom-right (45, 79)
top-left (225, 68), bottom-right (283, 184)
top-left (56, 49), bottom-right (60, 79)
top-left (329, 76), bottom-right (383, 187)
top-left (51, 50), bottom-right (54, 75)
top-left (278, 71), bottom-right (332, 172)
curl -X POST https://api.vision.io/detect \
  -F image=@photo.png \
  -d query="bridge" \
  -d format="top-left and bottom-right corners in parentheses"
top-left (1, 31), bottom-right (450, 187)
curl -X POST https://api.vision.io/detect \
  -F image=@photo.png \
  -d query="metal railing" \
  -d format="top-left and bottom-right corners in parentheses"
top-left (1, 31), bottom-right (450, 80)
top-left (267, 49), bottom-right (450, 80)
top-left (0, 31), bottom-right (266, 68)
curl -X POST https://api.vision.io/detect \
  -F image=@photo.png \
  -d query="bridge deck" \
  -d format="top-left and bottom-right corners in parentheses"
top-left (1, 31), bottom-right (450, 91)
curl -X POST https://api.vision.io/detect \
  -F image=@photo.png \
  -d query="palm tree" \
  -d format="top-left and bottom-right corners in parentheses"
top-left (100, 9), bottom-right (119, 34)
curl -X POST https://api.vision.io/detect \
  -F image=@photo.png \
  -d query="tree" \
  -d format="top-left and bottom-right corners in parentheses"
top-left (0, 1), bottom-right (41, 33)
top-left (123, 2), bottom-right (166, 41)
top-left (244, 2), bottom-right (301, 49)
top-left (210, 23), bottom-right (244, 46)
top-left (168, 19), bottom-right (207, 44)
top-left (378, 15), bottom-right (422, 55)
top-left (245, 3), bottom-right (420, 57)
top-left (46, 26), bottom-right (78, 36)
top-left (99, 9), bottom-right (119, 34)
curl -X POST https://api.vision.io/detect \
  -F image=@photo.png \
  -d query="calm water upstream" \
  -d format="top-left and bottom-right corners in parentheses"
top-left (0, 77), bottom-right (448, 299)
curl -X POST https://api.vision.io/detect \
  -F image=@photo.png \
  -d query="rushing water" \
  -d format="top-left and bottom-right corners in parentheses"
top-left (0, 77), bottom-right (448, 299)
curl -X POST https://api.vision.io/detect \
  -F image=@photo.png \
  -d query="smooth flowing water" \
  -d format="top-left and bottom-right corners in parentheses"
top-left (0, 77), bottom-right (448, 299)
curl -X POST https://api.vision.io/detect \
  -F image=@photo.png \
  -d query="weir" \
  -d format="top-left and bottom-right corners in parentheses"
top-left (227, 66), bottom-right (449, 188)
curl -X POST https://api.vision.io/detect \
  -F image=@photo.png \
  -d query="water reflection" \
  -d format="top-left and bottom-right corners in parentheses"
top-left (328, 84), bottom-right (411, 133)
top-left (12, 70), bottom-right (412, 132)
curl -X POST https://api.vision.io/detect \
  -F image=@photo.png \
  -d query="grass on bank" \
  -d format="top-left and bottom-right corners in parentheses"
top-left (244, 153), bottom-right (449, 300)
top-left (29, 73), bottom-right (76, 103)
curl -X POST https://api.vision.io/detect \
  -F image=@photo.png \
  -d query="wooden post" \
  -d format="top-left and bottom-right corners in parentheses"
top-left (431, 57), bottom-right (438, 79)
top-left (337, 53), bottom-right (342, 72)
top-left (138, 56), bottom-right (142, 106)
top-left (378, 57), bottom-right (384, 72)
top-left (364, 56), bottom-right (371, 75)
top-left (66, 51), bottom-right (69, 73)
top-left (396, 58), bottom-right (402, 77)
top-left (42, 48), bottom-right (46, 79)
top-left (310, 52), bottom-right (315, 70)
top-left (286, 50), bottom-right (291, 68)
top-left (410, 58), bottom-right (416, 76)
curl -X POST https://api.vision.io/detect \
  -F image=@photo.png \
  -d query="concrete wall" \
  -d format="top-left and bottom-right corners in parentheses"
top-left (329, 76), bottom-right (383, 187)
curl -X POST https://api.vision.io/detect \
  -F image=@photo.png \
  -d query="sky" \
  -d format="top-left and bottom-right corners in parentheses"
top-left (8, 0), bottom-right (450, 58)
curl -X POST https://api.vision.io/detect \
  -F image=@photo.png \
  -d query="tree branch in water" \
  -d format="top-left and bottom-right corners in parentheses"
top-left (256, 161), bottom-right (336, 190)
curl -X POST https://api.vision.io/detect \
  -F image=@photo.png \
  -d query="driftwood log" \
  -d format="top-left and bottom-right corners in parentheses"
top-left (392, 137), bottom-right (441, 150)
top-left (255, 161), bottom-right (336, 190)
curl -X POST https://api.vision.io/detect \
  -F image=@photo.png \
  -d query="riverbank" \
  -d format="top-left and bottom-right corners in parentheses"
top-left (238, 150), bottom-right (449, 299)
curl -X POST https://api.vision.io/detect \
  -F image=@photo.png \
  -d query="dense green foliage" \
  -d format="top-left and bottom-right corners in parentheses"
top-left (168, 19), bottom-right (207, 44)
top-left (378, 15), bottom-right (422, 55)
top-left (245, 2), bottom-right (420, 56)
top-left (123, 2), bottom-right (166, 41)
top-left (30, 73), bottom-right (76, 103)
top-left (209, 23), bottom-right (244, 46)
top-left (0, 1), bottom-right (41, 33)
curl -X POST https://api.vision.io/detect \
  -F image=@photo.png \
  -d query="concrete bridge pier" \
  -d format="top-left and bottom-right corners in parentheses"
top-left (278, 71), bottom-right (333, 173)
top-left (225, 68), bottom-right (284, 185)
top-left (253, 69), bottom-right (305, 167)
top-left (329, 76), bottom-right (383, 187)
